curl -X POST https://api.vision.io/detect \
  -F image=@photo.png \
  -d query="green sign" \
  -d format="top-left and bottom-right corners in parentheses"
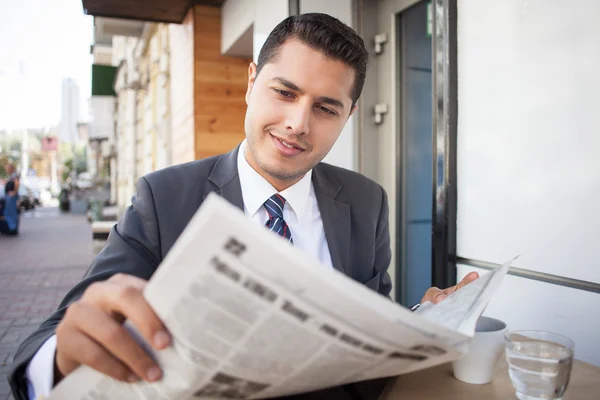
top-left (427, 1), bottom-right (433, 37)
top-left (91, 64), bottom-right (117, 97)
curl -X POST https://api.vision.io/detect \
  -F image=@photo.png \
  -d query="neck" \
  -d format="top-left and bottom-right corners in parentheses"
top-left (270, 178), bottom-right (299, 192)
top-left (244, 146), bottom-right (301, 192)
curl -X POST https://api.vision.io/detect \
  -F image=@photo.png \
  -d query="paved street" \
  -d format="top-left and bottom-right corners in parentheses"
top-left (0, 207), bottom-right (94, 399)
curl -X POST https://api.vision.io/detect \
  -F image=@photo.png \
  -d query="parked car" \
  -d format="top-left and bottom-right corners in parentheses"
top-left (30, 187), bottom-right (41, 206)
top-left (18, 185), bottom-right (37, 211)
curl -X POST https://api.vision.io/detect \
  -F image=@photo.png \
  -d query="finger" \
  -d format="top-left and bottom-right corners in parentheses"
top-left (421, 287), bottom-right (447, 304)
top-left (55, 320), bottom-right (80, 380)
top-left (432, 290), bottom-right (447, 304)
top-left (455, 272), bottom-right (480, 291)
top-left (83, 280), bottom-right (171, 350)
top-left (443, 272), bottom-right (480, 296)
top-left (56, 325), bottom-right (137, 382)
top-left (108, 273), bottom-right (148, 291)
top-left (67, 301), bottom-right (163, 382)
top-left (106, 274), bottom-right (148, 324)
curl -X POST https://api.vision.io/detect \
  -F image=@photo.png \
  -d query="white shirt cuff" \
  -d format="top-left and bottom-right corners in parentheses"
top-left (26, 334), bottom-right (57, 399)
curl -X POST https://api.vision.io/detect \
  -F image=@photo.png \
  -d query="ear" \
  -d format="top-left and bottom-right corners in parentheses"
top-left (348, 104), bottom-right (358, 118)
top-left (245, 62), bottom-right (258, 105)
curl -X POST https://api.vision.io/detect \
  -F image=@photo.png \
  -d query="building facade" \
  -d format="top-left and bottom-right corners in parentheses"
top-left (60, 78), bottom-right (81, 144)
top-left (103, 5), bottom-right (251, 211)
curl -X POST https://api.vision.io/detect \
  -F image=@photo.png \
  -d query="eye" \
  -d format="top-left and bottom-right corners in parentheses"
top-left (318, 105), bottom-right (337, 116)
top-left (274, 89), bottom-right (294, 98)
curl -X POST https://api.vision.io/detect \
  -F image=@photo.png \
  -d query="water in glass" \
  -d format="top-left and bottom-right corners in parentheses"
top-left (505, 331), bottom-right (574, 400)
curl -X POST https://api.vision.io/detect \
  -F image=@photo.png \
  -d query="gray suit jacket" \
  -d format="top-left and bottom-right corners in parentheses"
top-left (9, 146), bottom-right (393, 399)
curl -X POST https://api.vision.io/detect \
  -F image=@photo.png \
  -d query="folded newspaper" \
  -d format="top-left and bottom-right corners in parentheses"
top-left (47, 193), bottom-right (515, 400)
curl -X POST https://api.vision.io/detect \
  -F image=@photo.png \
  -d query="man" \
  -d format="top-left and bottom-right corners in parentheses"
top-left (9, 13), bottom-right (478, 399)
top-left (3, 163), bottom-right (19, 196)
top-left (1, 164), bottom-right (20, 235)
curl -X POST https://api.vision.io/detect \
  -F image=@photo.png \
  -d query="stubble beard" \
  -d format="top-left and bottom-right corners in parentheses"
top-left (247, 134), bottom-right (310, 183)
top-left (245, 124), bottom-right (319, 184)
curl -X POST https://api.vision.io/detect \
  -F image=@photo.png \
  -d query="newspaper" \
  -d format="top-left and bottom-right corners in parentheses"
top-left (414, 256), bottom-right (517, 335)
top-left (47, 193), bottom-right (515, 400)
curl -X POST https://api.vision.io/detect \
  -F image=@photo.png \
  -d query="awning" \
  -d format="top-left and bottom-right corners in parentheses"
top-left (91, 64), bottom-right (117, 97)
top-left (81, 0), bottom-right (226, 24)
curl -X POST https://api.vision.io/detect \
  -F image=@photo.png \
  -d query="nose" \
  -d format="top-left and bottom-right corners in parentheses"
top-left (284, 101), bottom-right (311, 136)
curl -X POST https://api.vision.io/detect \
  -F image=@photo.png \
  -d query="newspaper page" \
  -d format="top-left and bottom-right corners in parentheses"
top-left (47, 193), bottom-right (512, 400)
top-left (414, 256), bottom-right (517, 336)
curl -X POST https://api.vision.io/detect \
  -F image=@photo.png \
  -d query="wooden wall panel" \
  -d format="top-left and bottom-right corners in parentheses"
top-left (193, 5), bottom-right (251, 160)
top-left (194, 61), bottom-right (249, 84)
top-left (168, 9), bottom-right (195, 165)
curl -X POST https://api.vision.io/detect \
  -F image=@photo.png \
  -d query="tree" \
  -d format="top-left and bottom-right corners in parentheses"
top-left (0, 154), bottom-right (9, 177)
top-left (9, 140), bottom-right (21, 153)
top-left (62, 158), bottom-right (73, 182)
top-left (0, 153), bottom-right (18, 178)
top-left (62, 157), bottom-right (87, 182)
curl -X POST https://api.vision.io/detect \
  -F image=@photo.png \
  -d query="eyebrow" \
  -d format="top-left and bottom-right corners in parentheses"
top-left (273, 77), bottom-right (346, 111)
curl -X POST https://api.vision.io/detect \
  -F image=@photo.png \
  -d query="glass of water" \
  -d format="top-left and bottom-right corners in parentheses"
top-left (505, 331), bottom-right (574, 400)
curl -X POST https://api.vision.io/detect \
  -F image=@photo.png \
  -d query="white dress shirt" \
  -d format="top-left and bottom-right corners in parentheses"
top-left (25, 140), bottom-right (332, 398)
top-left (236, 140), bottom-right (333, 269)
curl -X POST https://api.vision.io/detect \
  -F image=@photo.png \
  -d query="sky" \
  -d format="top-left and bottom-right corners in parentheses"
top-left (0, 0), bottom-right (93, 131)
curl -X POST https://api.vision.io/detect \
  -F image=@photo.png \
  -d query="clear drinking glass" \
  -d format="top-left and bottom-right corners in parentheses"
top-left (505, 331), bottom-right (575, 400)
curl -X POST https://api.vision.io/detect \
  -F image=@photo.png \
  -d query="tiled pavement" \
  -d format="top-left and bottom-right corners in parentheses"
top-left (0, 207), bottom-right (94, 399)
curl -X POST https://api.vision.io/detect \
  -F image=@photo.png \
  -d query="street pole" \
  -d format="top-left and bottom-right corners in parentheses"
top-left (71, 142), bottom-right (77, 188)
top-left (21, 129), bottom-right (28, 182)
top-left (19, 61), bottom-right (29, 184)
top-left (51, 150), bottom-right (58, 194)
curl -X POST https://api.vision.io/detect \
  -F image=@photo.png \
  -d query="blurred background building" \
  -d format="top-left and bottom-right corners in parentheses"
top-left (60, 78), bottom-right (81, 144)
top-left (91, 5), bottom-right (251, 212)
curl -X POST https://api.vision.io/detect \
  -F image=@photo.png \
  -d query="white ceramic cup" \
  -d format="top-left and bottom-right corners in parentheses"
top-left (452, 316), bottom-right (508, 384)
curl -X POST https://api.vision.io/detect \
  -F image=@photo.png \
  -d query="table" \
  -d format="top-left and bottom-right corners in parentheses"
top-left (381, 358), bottom-right (600, 399)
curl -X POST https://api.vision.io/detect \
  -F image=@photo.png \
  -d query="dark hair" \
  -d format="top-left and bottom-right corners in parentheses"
top-left (256, 13), bottom-right (369, 108)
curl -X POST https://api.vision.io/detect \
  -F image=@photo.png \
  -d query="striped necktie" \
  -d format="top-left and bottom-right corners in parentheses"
top-left (264, 194), bottom-right (293, 243)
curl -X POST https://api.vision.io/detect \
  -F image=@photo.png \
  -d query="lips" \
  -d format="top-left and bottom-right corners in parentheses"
top-left (270, 134), bottom-right (304, 156)
top-left (277, 137), bottom-right (302, 150)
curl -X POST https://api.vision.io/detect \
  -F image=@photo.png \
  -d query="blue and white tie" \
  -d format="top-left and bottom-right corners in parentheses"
top-left (264, 194), bottom-right (293, 243)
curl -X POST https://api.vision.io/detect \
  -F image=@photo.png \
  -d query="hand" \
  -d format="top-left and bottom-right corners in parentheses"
top-left (420, 272), bottom-right (480, 304)
top-left (55, 274), bottom-right (171, 384)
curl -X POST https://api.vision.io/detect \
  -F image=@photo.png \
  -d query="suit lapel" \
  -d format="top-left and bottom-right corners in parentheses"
top-left (207, 145), bottom-right (244, 210)
top-left (313, 165), bottom-right (351, 275)
top-left (206, 149), bottom-right (352, 275)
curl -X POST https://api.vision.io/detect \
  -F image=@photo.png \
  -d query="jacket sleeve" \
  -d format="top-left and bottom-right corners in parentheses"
top-left (374, 186), bottom-right (393, 298)
top-left (8, 177), bottom-right (162, 400)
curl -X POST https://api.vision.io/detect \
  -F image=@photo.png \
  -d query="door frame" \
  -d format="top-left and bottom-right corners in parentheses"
top-left (358, 0), bottom-right (458, 302)
top-left (431, 0), bottom-right (458, 291)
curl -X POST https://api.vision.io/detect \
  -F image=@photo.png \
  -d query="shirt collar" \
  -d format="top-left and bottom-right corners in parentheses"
top-left (237, 140), bottom-right (313, 220)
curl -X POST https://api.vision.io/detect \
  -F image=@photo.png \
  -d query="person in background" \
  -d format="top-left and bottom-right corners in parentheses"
top-left (1, 163), bottom-right (20, 235)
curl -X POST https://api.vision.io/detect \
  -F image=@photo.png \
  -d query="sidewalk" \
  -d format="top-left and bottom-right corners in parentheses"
top-left (0, 207), bottom-right (94, 399)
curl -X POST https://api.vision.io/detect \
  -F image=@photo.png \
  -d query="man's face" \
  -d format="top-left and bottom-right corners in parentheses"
top-left (244, 39), bottom-right (357, 190)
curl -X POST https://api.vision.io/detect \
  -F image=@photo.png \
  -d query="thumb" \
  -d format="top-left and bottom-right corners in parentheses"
top-left (456, 272), bottom-right (479, 291)
top-left (444, 272), bottom-right (480, 296)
